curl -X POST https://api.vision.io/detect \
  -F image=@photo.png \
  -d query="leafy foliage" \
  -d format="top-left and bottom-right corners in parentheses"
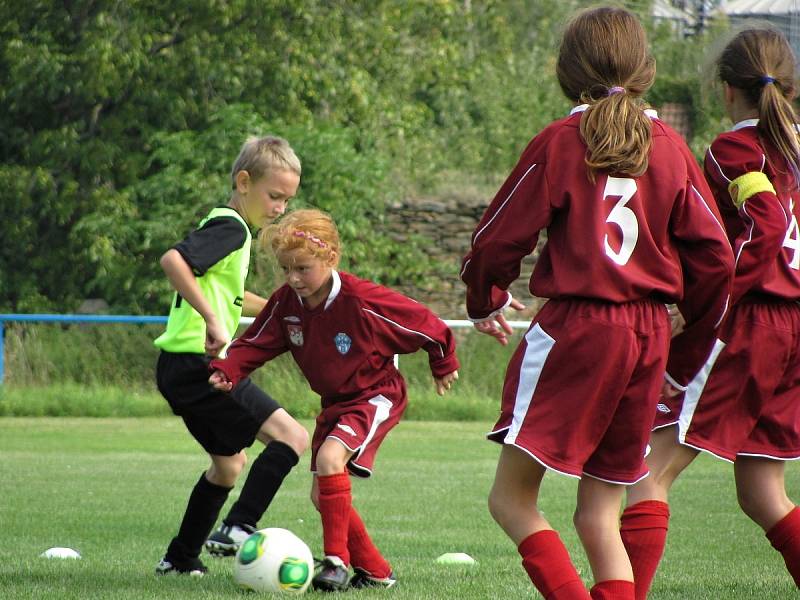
top-left (1, 0), bottom-right (730, 312)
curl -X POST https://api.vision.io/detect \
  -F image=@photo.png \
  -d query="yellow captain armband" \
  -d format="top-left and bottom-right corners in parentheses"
top-left (728, 172), bottom-right (776, 208)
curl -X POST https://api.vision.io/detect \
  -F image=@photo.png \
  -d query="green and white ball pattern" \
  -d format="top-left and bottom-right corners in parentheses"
top-left (234, 528), bottom-right (314, 594)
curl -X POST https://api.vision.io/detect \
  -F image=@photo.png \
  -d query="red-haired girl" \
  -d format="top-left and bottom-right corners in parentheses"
top-left (209, 209), bottom-right (459, 591)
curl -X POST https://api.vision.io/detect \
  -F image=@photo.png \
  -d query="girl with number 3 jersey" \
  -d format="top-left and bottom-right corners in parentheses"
top-left (460, 7), bottom-right (734, 600)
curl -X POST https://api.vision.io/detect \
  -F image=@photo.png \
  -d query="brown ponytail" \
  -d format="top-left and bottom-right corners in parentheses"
top-left (556, 7), bottom-right (656, 181)
top-left (718, 29), bottom-right (800, 187)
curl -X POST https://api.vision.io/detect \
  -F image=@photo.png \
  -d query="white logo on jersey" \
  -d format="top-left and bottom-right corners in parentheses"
top-left (337, 424), bottom-right (357, 437)
top-left (603, 177), bottom-right (639, 266)
top-left (334, 332), bottom-right (352, 355)
top-left (283, 316), bottom-right (301, 323)
top-left (783, 198), bottom-right (800, 270)
top-left (656, 403), bottom-right (671, 414)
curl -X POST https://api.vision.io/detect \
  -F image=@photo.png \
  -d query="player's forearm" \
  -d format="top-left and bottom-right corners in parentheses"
top-left (242, 291), bottom-right (268, 317)
top-left (160, 249), bottom-right (218, 322)
top-left (209, 344), bottom-right (266, 386)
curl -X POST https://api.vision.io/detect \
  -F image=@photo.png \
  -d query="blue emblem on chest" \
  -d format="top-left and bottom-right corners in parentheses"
top-left (334, 332), bottom-right (352, 355)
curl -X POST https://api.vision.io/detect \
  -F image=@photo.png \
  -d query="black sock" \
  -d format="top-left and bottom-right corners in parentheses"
top-left (167, 472), bottom-right (232, 563)
top-left (224, 441), bottom-right (300, 528)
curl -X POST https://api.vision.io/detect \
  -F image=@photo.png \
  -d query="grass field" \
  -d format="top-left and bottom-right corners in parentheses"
top-left (0, 417), bottom-right (797, 599)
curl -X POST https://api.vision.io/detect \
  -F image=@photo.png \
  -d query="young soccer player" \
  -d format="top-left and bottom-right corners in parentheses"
top-left (153, 136), bottom-right (309, 575)
top-left (461, 7), bottom-right (734, 600)
top-left (209, 209), bottom-right (459, 591)
top-left (622, 28), bottom-right (800, 598)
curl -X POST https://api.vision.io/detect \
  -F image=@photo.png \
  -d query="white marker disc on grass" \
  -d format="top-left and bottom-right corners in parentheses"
top-left (41, 547), bottom-right (81, 559)
top-left (436, 552), bottom-right (476, 565)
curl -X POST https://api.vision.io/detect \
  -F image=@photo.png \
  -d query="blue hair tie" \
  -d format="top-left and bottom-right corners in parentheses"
top-left (762, 75), bottom-right (777, 85)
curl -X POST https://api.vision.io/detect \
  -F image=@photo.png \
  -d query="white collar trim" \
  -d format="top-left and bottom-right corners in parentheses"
top-left (324, 270), bottom-right (341, 310)
top-left (732, 119), bottom-right (759, 131)
top-left (570, 104), bottom-right (658, 119)
top-left (571, 104), bottom-right (589, 115)
top-left (295, 269), bottom-right (341, 311)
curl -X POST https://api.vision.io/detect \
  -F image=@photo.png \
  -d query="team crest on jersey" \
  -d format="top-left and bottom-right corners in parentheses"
top-left (287, 324), bottom-right (304, 347)
top-left (334, 332), bottom-right (351, 355)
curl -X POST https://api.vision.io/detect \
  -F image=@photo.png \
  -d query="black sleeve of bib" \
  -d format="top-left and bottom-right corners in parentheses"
top-left (173, 217), bottom-right (248, 276)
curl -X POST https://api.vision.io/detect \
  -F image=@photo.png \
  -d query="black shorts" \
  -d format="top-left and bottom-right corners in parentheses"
top-left (156, 351), bottom-right (282, 456)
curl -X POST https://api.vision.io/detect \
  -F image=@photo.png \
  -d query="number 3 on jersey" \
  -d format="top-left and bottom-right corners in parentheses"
top-left (603, 177), bottom-right (639, 266)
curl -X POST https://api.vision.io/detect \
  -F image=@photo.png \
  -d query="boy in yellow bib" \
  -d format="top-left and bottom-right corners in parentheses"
top-left (154, 136), bottom-right (309, 575)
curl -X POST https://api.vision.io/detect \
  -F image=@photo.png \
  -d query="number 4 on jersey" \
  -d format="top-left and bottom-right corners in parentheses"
top-left (783, 198), bottom-right (800, 270)
top-left (603, 177), bottom-right (639, 266)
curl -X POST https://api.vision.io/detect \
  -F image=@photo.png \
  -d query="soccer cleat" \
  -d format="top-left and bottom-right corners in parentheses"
top-left (205, 523), bottom-right (256, 557)
top-left (155, 556), bottom-right (208, 576)
top-left (350, 566), bottom-right (397, 589)
top-left (312, 555), bottom-right (350, 592)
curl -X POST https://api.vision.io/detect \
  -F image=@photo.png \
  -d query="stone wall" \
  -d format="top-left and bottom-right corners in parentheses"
top-left (382, 192), bottom-right (545, 321)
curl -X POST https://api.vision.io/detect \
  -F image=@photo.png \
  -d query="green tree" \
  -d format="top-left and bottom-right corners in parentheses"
top-left (0, 0), bottom-right (729, 313)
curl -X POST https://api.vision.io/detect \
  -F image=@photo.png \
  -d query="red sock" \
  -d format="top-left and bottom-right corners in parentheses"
top-left (766, 506), bottom-right (800, 587)
top-left (348, 507), bottom-right (391, 578)
top-left (317, 473), bottom-right (352, 565)
top-left (590, 580), bottom-right (635, 600)
top-left (518, 530), bottom-right (591, 599)
top-left (620, 500), bottom-right (670, 600)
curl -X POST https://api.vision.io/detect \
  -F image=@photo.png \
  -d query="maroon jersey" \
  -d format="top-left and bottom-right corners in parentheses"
top-left (704, 120), bottom-right (800, 303)
top-left (461, 106), bottom-right (734, 387)
top-left (210, 271), bottom-right (459, 406)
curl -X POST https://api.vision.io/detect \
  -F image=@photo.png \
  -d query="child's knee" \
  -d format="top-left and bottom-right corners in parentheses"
top-left (315, 442), bottom-right (350, 475)
top-left (737, 484), bottom-right (766, 520)
top-left (488, 486), bottom-right (511, 527)
top-left (260, 414), bottom-right (309, 456)
top-left (208, 452), bottom-right (247, 486)
top-left (573, 504), bottom-right (617, 542)
top-left (573, 506), bottom-right (597, 539)
top-left (285, 425), bottom-right (310, 456)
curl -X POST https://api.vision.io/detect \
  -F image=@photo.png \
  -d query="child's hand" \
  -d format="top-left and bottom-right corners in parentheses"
top-left (205, 317), bottom-right (230, 357)
top-left (661, 380), bottom-right (681, 399)
top-left (209, 370), bottom-right (234, 392)
top-left (474, 298), bottom-right (526, 345)
top-left (668, 304), bottom-right (685, 337)
top-left (434, 370), bottom-right (459, 396)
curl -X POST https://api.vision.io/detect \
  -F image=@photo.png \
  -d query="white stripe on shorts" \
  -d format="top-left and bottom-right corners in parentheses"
top-left (353, 395), bottom-right (392, 462)
top-left (678, 339), bottom-right (726, 444)
top-left (504, 323), bottom-right (556, 445)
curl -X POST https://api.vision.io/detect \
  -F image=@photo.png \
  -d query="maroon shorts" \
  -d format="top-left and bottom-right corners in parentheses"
top-left (311, 376), bottom-right (408, 478)
top-left (488, 298), bottom-right (670, 484)
top-left (678, 299), bottom-right (800, 462)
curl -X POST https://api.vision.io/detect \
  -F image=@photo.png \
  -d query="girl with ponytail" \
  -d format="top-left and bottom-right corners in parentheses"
top-left (623, 28), bottom-right (800, 599)
top-left (460, 6), bottom-right (734, 599)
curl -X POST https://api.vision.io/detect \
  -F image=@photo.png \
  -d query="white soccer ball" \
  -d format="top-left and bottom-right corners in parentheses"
top-left (234, 528), bottom-right (314, 594)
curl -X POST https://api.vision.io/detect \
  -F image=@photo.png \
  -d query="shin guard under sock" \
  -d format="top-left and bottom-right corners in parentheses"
top-left (317, 472), bottom-right (352, 565)
top-left (224, 441), bottom-right (299, 528)
top-left (168, 472), bottom-right (232, 562)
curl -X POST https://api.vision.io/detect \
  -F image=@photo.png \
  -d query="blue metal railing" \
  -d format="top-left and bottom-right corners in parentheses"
top-left (0, 314), bottom-right (529, 385)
